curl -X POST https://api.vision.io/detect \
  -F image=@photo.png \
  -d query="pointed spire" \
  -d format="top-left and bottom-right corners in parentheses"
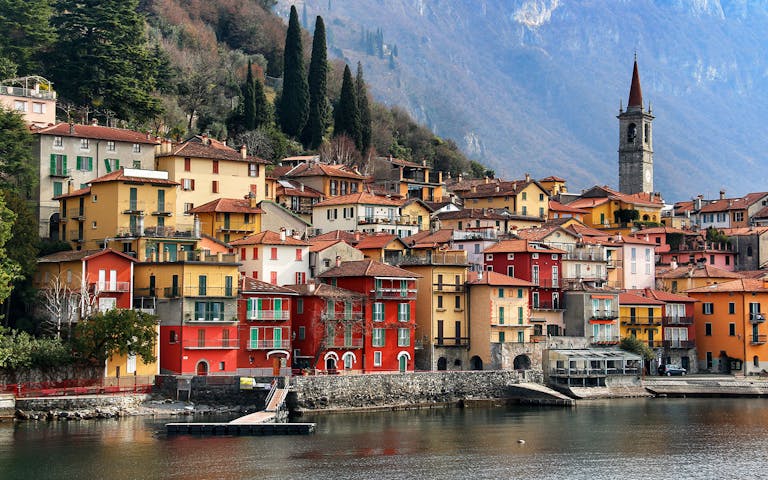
top-left (627, 57), bottom-right (643, 110)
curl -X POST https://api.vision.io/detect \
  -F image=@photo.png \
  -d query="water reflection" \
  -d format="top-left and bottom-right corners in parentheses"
top-left (0, 399), bottom-right (767, 479)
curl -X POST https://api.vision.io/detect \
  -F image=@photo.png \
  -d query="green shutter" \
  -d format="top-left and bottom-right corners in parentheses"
top-left (76, 156), bottom-right (82, 170)
top-left (62, 156), bottom-right (67, 172)
top-left (50, 154), bottom-right (56, 173)
top-left (250, 328), bottom-right (259, 349)
top-left (104, 158), bottom-right (111, 173)
top-left (53, 182), bottom-right (62, 197)
top-left (88, 157), bottom-right (93, 171)
top-left (115, 159), bottom-right (120, 170)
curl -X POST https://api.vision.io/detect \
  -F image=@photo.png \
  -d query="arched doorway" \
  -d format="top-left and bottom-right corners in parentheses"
top-left (196, 361), bottom-right (208, 376)
top-left (469, 356), bottom-right (483, 371)
top-left (437, 357), bottom-right (447, 371)
top-left (325, 357), bottom-right (337, 371)
top-left (397, 352), bottom-right (410, 372)
top-left (49, 213), bottom-right (60, 241)
top-left (513, 354), bottom-right (531, 370)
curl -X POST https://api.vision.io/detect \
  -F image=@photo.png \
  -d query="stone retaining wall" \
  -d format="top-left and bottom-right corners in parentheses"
top-left (0, 365), bottom-right (102, 386)
top-left (291, 370), bottom-right (544, 410)
top-left (153, 375), bottom-right (276, 407)
top-left (16, 394), bottom-right (149, 411)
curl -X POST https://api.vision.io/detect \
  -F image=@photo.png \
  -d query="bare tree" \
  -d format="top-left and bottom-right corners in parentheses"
top-left (319, 134), bottom-right (362, 167)
top-left (39, 274), bottom-right (99, 339)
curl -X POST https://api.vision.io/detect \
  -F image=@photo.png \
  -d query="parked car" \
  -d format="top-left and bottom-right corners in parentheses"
top-left (659, 364), bottom-right (686, 376)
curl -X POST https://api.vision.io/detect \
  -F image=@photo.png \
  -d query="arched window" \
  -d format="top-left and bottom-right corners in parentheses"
top-left (754, 355), bottom-right (760, 368)
top-left (627, 123), bottom-right (637, 143)
top-left (644, 123), bottom-right (650, 144)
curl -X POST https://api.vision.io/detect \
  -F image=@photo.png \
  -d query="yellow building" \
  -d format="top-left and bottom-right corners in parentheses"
top-left (435, 208), bottom-right (544, 233)
top-left (400, 198), bottom-right (433, 231)
top-left (468, 271), bottom-right (534, 370)
top-left (369, 156), bottom-right (445, 202)
top-left (188, 197), bottom-right (263, 244)
top-left (355, 234), bottom-right (409, 264)
top-left (281, 161), bottom-right (367, 198)
top-left (619, 292), bottom-right (664, 349)
top-left (54, 168), bottom-right (197, 262)
top-left (398, 250), bottom-right (469, 371)
top-left (458, 175), bottom-right (549, 219)
top-left (567, 185), bottom-right (664, 234)
top-left (155, 135), bottom-right (270, 216)
top-left (656, 264), bottom-right (745, 293)
top-left (538, 176), bottom-right (568, 197)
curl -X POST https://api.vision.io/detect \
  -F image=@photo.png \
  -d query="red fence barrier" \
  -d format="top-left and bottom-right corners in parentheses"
top-left (1, 378), bottom-right (154, 398)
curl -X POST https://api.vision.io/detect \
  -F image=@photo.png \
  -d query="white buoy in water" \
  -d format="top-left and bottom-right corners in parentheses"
top-left (517, 439), bottom-right (525, 444)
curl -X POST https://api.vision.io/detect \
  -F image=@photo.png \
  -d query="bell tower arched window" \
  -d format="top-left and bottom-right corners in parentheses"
top-left (644, 123), bottom-right (650, 144)
top-left (627, 123), bottom-right (637, 143)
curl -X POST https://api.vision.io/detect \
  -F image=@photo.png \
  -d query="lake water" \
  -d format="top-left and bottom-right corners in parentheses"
top-left (1, 398), bottom-right (767, 479)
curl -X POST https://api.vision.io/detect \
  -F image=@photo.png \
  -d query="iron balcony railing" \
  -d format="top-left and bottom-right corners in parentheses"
top-left (325, 338), bottom-right (364, 349)
top-left (663, 340), bottom-right (695, 349)
top-left (751, 335), bottom-right (767, 345)
top-left (68, 230), bottom-right (84, 242)
top-left (177, 286), bottom-right (236, 298)
top-left (550, 366), bottom-right (640, 377)
top-left (321, 312), bottom-right (364, 322)
top-left (621, 316), bottom-right (662, 326)
top-left (370, 288), bottom-right (417, 300)
top-left (433, 283), bottom-right (465, 293)
top-left (533, 301), bottom-right (564, 311)
top-left (663, 316), bottom-right (694, 325)
top-left (434, 337), bottom-right (470, 347)
top-left (247, 339), bottom-right (291, 350)
top-left (50, 167), bottom-right (71, 177)
top-left (67, 208), bottom-right (85, 220)
top-left (589, 336), bottom-right (620, 345)
top-left (90, 281), bottom-right (131, 294)
top-left (399, 252), bottom-right (468, 266)
top-left (183, 338), bottom-right (240, 350)
top-left (561, 251), bottom-right (607, 261)
top-left (750, 313), bottom-right (766, 324)
top-left (246, 310), bottom-right (291, 321)
top-left (589, 311), bottom-right (620, 320)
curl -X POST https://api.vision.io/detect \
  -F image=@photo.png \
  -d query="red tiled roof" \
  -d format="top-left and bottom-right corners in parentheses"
top-left (275, 181), bottom-right (324, 199)
top-left (516, 225), bottom-right (577, 241)
top-left (633, 226), bottom-right (691, 236)
top-left (317, 259), bottom-right (421, 278)
top-left (308, 239), bottom-right (344, 253)
top-left (627, 59), bottom-right (643, 108)
top-left (619, 292), bottom-right (664, 305)
top-left (88, 169), bottom-right (179, 186)
top-left (549, 200), bottom-right (587, 214)
top-left (539, 176), bottom-right (566, 182)
top-left (38, 248), bottom-right (137, 263)
top-left (468, 270), bottom-right (534, 287)
top-left (686, 278), bottom-right (768, 293)
top-left (53, 186), bottom-right (91, 200)
top-left (402, 229), bottom-right (453, 248)
top-left (459, 179), bottom-right (547, 199)
top-left (579, 185), bottom-right (663, 207)
top-left (656, 264), bottom-right (744, 280)
top-left (157, 136), bottom-right (269, 163)
top-left (375, 156), bottom-right (423, 168)
top-left (188, 198), bottom-right (264, 214)
top-left (355, 234), bottom-right (404, 250)
top-left (34, 123), bottom-right (159, 144)
top-left (229, 230), bottom-right (310, 246)
top-left (436, 208), bottom-right (513, 221)
top-left (484, 239), bottom-right (566, 254)
top-left (699, 192), bottom-right (768, 213)
top-left (240, 277), bottom-right (297, 294)
top-left (284, 283), bottom-right (365, 298)
top-left (313, 191), bottom-right (401, 207)
top-left (311, 230), bottom-right (361, 244)
top-left (285, 162), bottom-right (367, 180)
top-left (640, 289), bottom-right (697, 303)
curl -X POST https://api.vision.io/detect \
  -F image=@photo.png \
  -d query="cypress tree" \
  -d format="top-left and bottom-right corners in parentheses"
top-left (302, 16), bottom-right (328, 149)
top-left (278, 5), bottom-right (309, 138)
top-left (243, 60), bottom-right (257, 130)
top-left (355, 62), bottom-right (372, 155)
top-left (253, 74), bottom-right (270, 128)
top-left (334, 64), bottom-right (360, 148)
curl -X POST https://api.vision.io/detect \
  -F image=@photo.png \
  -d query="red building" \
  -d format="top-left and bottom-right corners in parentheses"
top-left (317, 260), bottom-right (421, 372)
top-left (237, 277), bottom-right (297, 376)
top-left (484, 240), bottom-right (565, 335)
top-left (287, 283), bottom-right (366, 373)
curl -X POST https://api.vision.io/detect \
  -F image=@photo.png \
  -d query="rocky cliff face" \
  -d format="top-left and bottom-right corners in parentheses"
top-left (281, 0), bottom-right (768, 200)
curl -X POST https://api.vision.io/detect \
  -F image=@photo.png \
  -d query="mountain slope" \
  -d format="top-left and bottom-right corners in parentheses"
top-left (280, 0), bottom-right (768, 201)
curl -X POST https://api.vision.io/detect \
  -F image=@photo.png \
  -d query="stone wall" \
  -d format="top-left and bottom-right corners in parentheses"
top-left (153, 375), bottom-right (277, 407)
top-left (291, 370), bottom-right (542, 410)
top-left (16, 394), bottom-right (149, 412)
top-left (0, 365), bottom-right (102, 386)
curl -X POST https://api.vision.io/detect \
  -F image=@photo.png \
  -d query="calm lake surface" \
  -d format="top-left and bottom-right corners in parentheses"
top-left (1, 398), bottom-right (767, 479)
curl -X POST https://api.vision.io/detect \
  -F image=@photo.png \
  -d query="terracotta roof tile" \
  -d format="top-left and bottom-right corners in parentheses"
top-left (686, 278), bottom-right (768, 293)
top-left (640, 289), bottom-right (697, 303)
top-left (35, 123), bottom-right (159, 144)
top-left (314, 191), bottom-right (401, 207)
top-left (240, 277), bottom-right (298, 294)
top-left (38, 248), bottom-right (137, 263)
top-left (53, 186), bottom-right (91, 200)
top-left (311, 230), bottom-right (361, 244)
top-left (308, 239), bottom-right (344, 253)
top-left (484, 239), bottom-right (565, 254)
top-left (468, 270), bottom-right (534, 287)
top-left (229, 230), bottom-right (310, 246)
top-left (188, 198), bottom-right (264, 214)
top-left (284, 283), bottom-right (366, 298)
top-left (549, 200), bottom-right (588, 214)
top-left (355, 234), bottom-right (404, 250)
top-left (317, 259), bottom-right (421, 278)
top-left (157, 136), bottom-right (269, 163)
top-left (656, 264), bottom-right (744, 280)
top-left (285, 162), bottom-right (367, 180)
top-left (87, 168), bottom-right (179, 186)
top-left (619, 292), bottom-right (664, 305)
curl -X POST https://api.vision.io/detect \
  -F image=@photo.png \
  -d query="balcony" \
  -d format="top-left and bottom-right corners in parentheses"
top-left (121, 201), bottom-right (146, 215)
top-left (67, 208), bottom-right (85, 220)
top-left (357, 216), bottom-right (397, 225)
top-left (68, 230), bottom-right (84, 243)
top-left (589, 336), bottom-right (620, 345)
top-left (750, 313), bottom-right (766, 324)
top-left (433, 283), bottom-right (465, 293)
top-left (751, 335), bottom-right (767, 345)
top-left (0, 83), bottom-right (56, 100)
top-left (247, 310), bottom-right (291, 321)
top-left (399, 252), bottom-right (468, 266)
top-left (621, 316), bottom-right (662, 326)
top-left (590, 311), bottom-right (619, 320)
top-left (90, 281), bottom-right (131, 294)
top-left (663, 316), bottom-right (694, 326)
top-left (325, 338), bottom-right (364, 349)
top-left (247, 339), bottom-right (291, 350)
top-left (218, 223), bottom-right (257, 233)
top-left (151, 203), bottom-right (172, 216)
top-left (647, 341), bottom-right (663, 349)
top-left (321, 312), bottom-right (364, 322)
top-left (370, 288), bottom-right (417, 300)
top-left (452, 228), bottom-right (497, 241)
top-left (531, 279), bottom-right (560, 289)
top-left (434, 337), bottom-right (470, 347)
top-left (663, 340), bottom-right (695, 349)
top-left (606, 259), bottom-right (622, 269)
top-left (183, 338), bottom-right (239, 350)
top-left (118, 224), bottom-right (197, 239)
top-left (50, 167), bottom-right (71, 178)
top-left (533, 301), bottom-right (564, 311)
top-left (180, 286), bottom-right (236, 298)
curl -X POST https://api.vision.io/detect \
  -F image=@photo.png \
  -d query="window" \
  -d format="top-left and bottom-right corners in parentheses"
top-left (193, 301), bottom-right (224, 321)
top-left (522, 192), bottom-right (527, 201)
top-left (517, 331), bottom-right (524, 343)
top-left (729, 323), bottom-right (736, 336)
top-left (250, 247), bottom-right (258, 260)
top-left (53, 181), bottom-right (63, 197)
top-left (270, 247), bottom-right (278, 260)
top-left (13, 100), bottom-right (26, 111)
top-left (249, 163), bottom-right (258, 177)
top-left (198, 275), bottom-right (207, 295)
top-left (518, 306), bottom-right (524, 324)
top-left (298, 326), bottom-right (305, 340)
top-left (212, 160), bottom-right (219, 174)
top-left (31, 102), bottom-right (44, 113)
top-left (80, 138), bottom-right (89, 150)
top-left (212, 181), bottom-right (219, 193)
top-left (703, 303), bottom-right (713, 315)
top-left (270, 272), bottom-right (277, 285)
top-left (372, 328), bottom-right (385, 347)
top-left (454, 296), bottom-right (461, 310)
top-left (373, 302), bottom-right (384, 321)
top-left (182, 178), bottom-right (194, 191)
top-left (552, 254), bottom-right (558, 260)
top-left (184, 158), bottom-right (191, 171)
top-left (729, 302), bottom-right (735, 315)
top-left (184, 202), bottom-right (194, 215)
top-left (498, 306), bottom-right (504, 324)
top-left (295, 249), bottom-right (303, 261)
top-left (518, 288), bottom-right (523, 298)
top-left (398, 328), bottom-right (410, 347)
top-left (398, 303), bottom-right (410, 322)
top-left (132, 143), bottom-right (141, 153)
top-left (498, 288), bottom-right (504, 298)
top-left (374, 351), bottom-right (382, 367)
top-left (507, 265), bottom-right (514, 277)
top-left (709, 255), bottom-right (715, 265)
top-left (706, 352), bottom-right (713, 369)
top-left (169, 330), bottom-right (177, 344)
top-left (295, 272), bottom-right (306, 284)
top-left (485, 254), bottom-right (493, 261)
top-left (705, 323), bottom-right (712, 336)
top-left (133, 160), bottom-right (141, 168)
top-left (498, 331), bottom-right (505, 343)
top-left (297, 299), bottom-right (304, 314)
top-left (107, 141), bottom-right (116, 152)
top-left (507, 253), bottom-right (515, 260)
top-left (53, 136), bottom-right (63, 147)
top-left (531, 252), bottom-right (539, 259)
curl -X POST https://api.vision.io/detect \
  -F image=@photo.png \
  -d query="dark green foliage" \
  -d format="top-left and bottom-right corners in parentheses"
top-left (0, 107), bottom-right (36, 195)
top-left (619, 336), bottom-right (654, 361)
top-left (244, 60), bottom-right (257, 130)
top-left (614, 209), bottom-right (640, 225)
top-left (470, 160), bottom-right (494, 179)
top-left (355, 62), bottom-right (371, 155)
top-left (666, 233), bottom-right (684, 251)
top-left (73, 309), bottom-right (159, 364)
top-left (278, 5), bottom-right (309, 138)
top-left (334, 64), bottom-right (361, 149)
top-left (0, 327), bottom-right (74, 370)
top-left (706, 227), bottom-right (728, 244)
top-left (302, 16), bottom-right (329, 149)
top-left (49, 0), bottom-right (162, 122)
top-left (0, 0), bottom-right (55, 75)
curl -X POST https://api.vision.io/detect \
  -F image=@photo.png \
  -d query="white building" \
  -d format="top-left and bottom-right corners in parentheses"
top-left (311, 191), bottom-right (418, 237)
top-left (230, 230), bottom-right (311, 286)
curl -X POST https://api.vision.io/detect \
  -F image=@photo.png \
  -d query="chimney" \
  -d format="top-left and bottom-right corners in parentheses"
top-left (720, 189), bottom-right (726, 200)
top-left (240, 144), bottom-right (247, 159)
top-left (471, 185), bottom-right (477, 193)
top-left (422, 159), bottom-right (427, 167)
top-left (280, 227), bottom-right (286, 242)
top-left (68, 122), bottom-right (75, 134)
top-left (67, 179), bottom-right (73, 194)
top-left (495, 185), bottom-right (500, 193)
top-left (354, 231), bottom-right (361, 242)
top-left (300, 183), bottom-right (305, 192)
top-left (484, 176), bottom-right (489, 184)
top-left (335, 255), bottom-right (341, 267)
top-left (308, 280), bottom-right (316, 293)
top-left (193, 215), bottom-right (201, 238)
top-left (525, 172), bottom-right (530, 182)
top-left (670, 259), bottom-right (678, 270)
top-left (248, 191), bottom-right (257, 209)
top-left (91, 118), bottom-right (98, 126)
top-left (477, 270), bottom-right (483, 281)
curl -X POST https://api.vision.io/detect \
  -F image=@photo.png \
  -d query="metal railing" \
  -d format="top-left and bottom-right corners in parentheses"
top-left (247, 310), bottom-right (291, 321)
top-left (550, 366), bottom-right (640, 376)
top-left (434, 337), bottom-right (470, 347)
top-left (751, 335), bottom-right (767, 345)
top-left (621, 316), bottom-right (662, 326)
top-left (68, 230), bottom-right (84, 242)
top-left (183, 338), bottom-right (240, 349)
top-left (399, 252), bottom-right (468, 266)
top-left (663, 316), bottom-right (694, 325)
top-left (589, 336), bottom-right (620, 345)
top-left (370, 288), bottom-right (417, 300)
top-left (178, 286), bottom-right (236, 297)
top-left (561, 251), bottom-right (607, 261)
top-left (50, 167), bottom-right (71, 177)
top-left (67, 208), bottom-right (85, 219)
top-left (433, 283), bottom-right (465, 293)
top-left (750, 313), bottom-right (766, 324)
top-left (325, 338), bottom-right (364, 348)
top-left (120, 201), bottom-right (146, 213)
top-left (321, 312), bottom-right (364, 322)
top-left (589, 311), bottom-right (619, 320)
top-left (218, 222), bottom-right (258, 232)
top-left (533, 301), bottom-right (564, 311)
top-left (247, 339), bottom-right (291, 350)
top-left (663, 340), bottom-right (695, 349)
top-left (90, 281), bottom-right (131, 293)
top-left (531, 278), bottom-right (560, 288)
top-left (118, 224), bottom-right (197, 239)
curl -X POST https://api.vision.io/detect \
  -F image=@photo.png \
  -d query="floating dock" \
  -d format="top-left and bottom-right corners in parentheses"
top-left (166, 422), bottom-right (315, 436)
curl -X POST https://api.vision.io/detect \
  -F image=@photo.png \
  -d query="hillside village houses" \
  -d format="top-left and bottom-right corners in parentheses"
top-left (16, 57), bottom-right (768, 385)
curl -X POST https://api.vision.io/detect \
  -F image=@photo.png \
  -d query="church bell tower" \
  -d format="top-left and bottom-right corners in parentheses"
top-left (618, 57), bottom-right (654, 195)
